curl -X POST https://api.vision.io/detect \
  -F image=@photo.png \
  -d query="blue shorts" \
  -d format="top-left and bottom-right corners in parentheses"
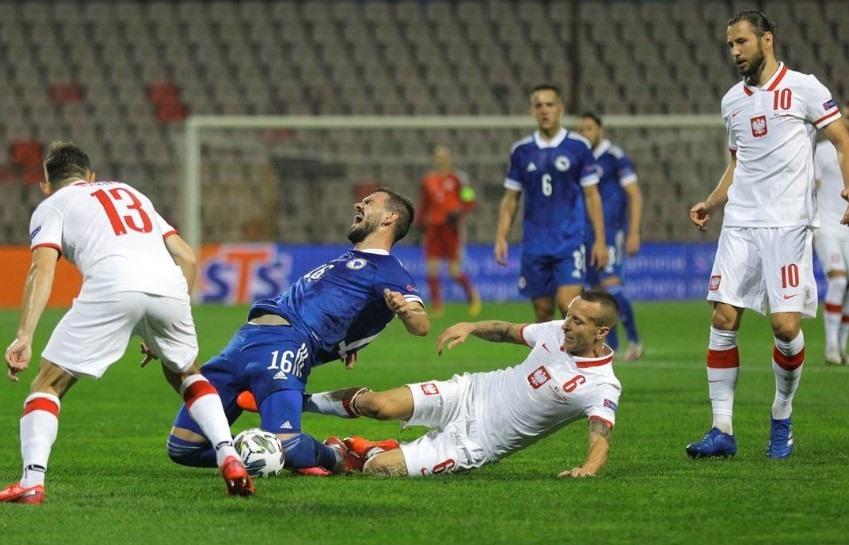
top-left (519, 245), bottom-right (586, 299)
top-left (171, 323), bottom-right (314, 435)
top-left (586, 229), bottom-right (626, 286)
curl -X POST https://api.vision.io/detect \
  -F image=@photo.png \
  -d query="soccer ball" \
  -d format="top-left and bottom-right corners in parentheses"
top-left (233, 428), bottom-right (286, 478)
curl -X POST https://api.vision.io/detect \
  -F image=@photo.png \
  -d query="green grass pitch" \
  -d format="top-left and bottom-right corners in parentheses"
top-left (1, 301), bottom-right (848, 545)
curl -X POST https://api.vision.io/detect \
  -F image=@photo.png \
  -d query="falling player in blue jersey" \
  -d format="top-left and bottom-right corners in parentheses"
top-left (161, 188), bottom-right (430, 476)
top-left (577, 113), bottom-right (644, 361)
top-left (495, 84), bottom-right (608, 322)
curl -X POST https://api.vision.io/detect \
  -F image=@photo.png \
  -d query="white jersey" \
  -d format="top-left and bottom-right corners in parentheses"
top-left (28, 180), bottom-right (188, 300)
top-left (469, 321), bottom-right (621, 460)
top-left (814, 140), bottom-right (846, 231)
top-left (721, 63), bottom-right (842, 228)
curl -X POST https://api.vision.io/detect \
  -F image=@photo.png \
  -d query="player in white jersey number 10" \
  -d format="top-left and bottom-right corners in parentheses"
top-left (307, 291), bottom-right (622, 478)
top-left (687, 11), bottom-right (849, 461)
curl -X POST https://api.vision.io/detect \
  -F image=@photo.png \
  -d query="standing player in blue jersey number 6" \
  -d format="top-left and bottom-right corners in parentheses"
top-left (164, 188), bottom-right (430, 475)
top-left (495, 84), bottom-right (608, 322)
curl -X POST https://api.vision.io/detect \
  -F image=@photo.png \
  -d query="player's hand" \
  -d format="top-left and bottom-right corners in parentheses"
top-left (5, 337), bottom-right (32, 383)
top-left (689, 202), bottom-right (711, 231)
top-left (625, 233), bottom-right (640, 255)
top-left (140, 342), bottom-right (159, 368)
top-left (557, 466), bottom-right (596, 478)
top-left (494, 237), bottom-right (509, 266)
top-left (384, 289), bottom-right (418, 318)
top-left (437, 322), bottom-right (475, 355)
top-left (590, 241), bottom-right (608, 269)
top-left (344, 351), bottom-right (358, 370)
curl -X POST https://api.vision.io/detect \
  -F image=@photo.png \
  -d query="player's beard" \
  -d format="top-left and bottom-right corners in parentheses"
top-left (739, 43), bottom-right (766, 83)
top-left (347, 216), bottom-right (377, 244)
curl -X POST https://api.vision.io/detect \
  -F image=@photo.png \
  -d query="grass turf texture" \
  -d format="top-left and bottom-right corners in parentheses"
top-left (1, 301), bottom-right (848, 545)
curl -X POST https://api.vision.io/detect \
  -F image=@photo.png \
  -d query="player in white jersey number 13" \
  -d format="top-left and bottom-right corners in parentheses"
top-left (1, 142), bottom-right (253, 504)
top-left (308, 291), bottom-right (622, 478)
top-left (812, 101), bottom-right (849, 364)
top-left (686, 11), bottom-right (849, 461)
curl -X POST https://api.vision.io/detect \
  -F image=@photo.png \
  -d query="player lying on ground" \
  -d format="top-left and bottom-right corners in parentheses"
top-left (163, 188), bottom-right (429, 476)
top-left (307, 291), bottom-right (621, 477)
top-left (2, 142), bottom-right (252, 504)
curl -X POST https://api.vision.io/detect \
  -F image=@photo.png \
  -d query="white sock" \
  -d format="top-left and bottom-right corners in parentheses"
top-left (181, 375), bottom-right (238, 467)
top-left (823, 276), bottom-right (846, 351)
top-left (707, 327), bottom-right (739, 435)
top-left (840, 297), bottom-right (849, 353)
top-left (303, 387), bottom-right (368, 418)
top-left (19, 393), bottom-right (60, 488)
top-left (771, 332), bottom-right (805, 420)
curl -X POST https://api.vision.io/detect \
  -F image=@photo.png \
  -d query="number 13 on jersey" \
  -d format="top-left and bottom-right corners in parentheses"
top-left (91, 188), bottom-right (153, 236)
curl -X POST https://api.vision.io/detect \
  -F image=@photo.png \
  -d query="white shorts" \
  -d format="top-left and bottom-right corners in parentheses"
top-left (399, 374), bottom-right (492, 477)
top-left (813, 227), bottom-right (849, 274)
top-left (42, 292), bottom-right (198, 379)
top-left (707, 226), bottom-right (817, 317)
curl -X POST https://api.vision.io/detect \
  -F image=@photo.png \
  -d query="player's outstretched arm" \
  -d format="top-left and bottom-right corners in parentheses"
top-left (558, 418), bottom-right (611, 478)
top-left (690, 155), bottom-right (736, 231)
top-left (5, 246), bottom-right (59, 381)
top-left (384, 289), bottom-right (430, 336)
top-left (437, 320), bottom-right (527, 354)
top-left (494, 189), bottom-right (520, 265)
top-left (821, 118), bottom-right (849, 224)
top-left (164, 234), bottom-right (197, 294)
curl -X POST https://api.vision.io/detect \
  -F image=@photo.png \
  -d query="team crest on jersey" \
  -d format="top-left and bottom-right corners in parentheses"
top-left (29, 226), bottom-right (41, 241)
top-left (555, 156), bottom-right (571, 171)
top-left (527, 162), bottom-right (537, 172)
top-left (527, 366), bottom-right (551, 389)
top-left (750, 115), bottom-right (768, 137)
top-left (421, 383), bottom-right (440, 396)
top-left (709, 275), bottom-right (721, 291)
top-left (346, 258), bottom-right (367, 270)
top-left (518, 276), bottom-right (527, 289)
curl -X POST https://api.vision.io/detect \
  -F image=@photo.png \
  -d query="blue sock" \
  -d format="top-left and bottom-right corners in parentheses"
top-left (280, 433), bottom-right (339, 470)
top-left (166, 435), bottom-right (218, 468)
top-left (609, 285), bottom-right (640, 343)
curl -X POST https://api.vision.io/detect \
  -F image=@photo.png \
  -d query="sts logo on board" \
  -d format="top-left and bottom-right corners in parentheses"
top-left (200, 244), bottom-right (292, 303)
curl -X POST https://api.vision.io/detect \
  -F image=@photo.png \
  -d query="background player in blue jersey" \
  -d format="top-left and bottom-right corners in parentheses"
top-left (578, 113), bottom-right (644, 361)
top-left (161, 188), bottom-right (430, 476)
top-left (494, 84), bottom-right (608, 322)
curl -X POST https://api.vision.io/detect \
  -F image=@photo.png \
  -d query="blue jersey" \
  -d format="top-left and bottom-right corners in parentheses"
top-left (249, 249), bottom-right (422, 364)
top-left (504, 129), bottom-right (599, 257)
top-left (590, 139), bottom-right (638, 236)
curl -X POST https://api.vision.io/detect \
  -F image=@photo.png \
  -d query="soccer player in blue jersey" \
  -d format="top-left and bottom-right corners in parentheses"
top-left (495, 84), bottom-right (608, 322)
top-left (577, 113), bottom-right (644, 361)
top-left (161, 188), bottom-right (430, 476)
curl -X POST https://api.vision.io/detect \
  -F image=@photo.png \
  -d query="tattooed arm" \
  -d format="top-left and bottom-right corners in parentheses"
top-left (437, 321), bottom-right (528, 354)
top-left (557, 418), bottom-right (611, 478)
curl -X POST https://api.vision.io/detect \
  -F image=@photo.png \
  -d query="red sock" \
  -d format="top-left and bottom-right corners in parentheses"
top-left (427, 275), bottom-right (442, 308)
top-left (453, 274), bottom-right (474, 300)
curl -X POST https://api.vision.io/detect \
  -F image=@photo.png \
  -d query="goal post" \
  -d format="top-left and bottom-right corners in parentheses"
top-left (181, 114), bottom-right (724, 252)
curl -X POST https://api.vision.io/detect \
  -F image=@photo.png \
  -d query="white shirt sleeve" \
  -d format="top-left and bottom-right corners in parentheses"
top-left (155, 212), bottom-right (177, 238)
top-left (29, 204), bottom-right (63, 254)
top-left (804, 75), bottom-right (841, 129)
top-left (583, 383), bottom-right (621, 428)
top-left (519, 320), bottom-right (563, 347)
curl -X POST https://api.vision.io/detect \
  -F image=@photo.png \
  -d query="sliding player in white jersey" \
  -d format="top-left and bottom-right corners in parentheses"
top-left (1, 142), bottom-right (252, 504)
top-left (687, 12), bottom-right (849, 460)
top-left (309, 291), bottom-right (621, 478)
top-left (813, 101), bottom-right (849, 364)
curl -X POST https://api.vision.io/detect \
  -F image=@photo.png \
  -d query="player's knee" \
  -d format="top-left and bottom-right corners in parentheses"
top-left (357, 393), bottom-right (398, 420)
top-left (165, 434), bottom-right (209, 467)
top-left (771, 320), bottom-right (801, 342)
top-left (711, 304), bottom-right (740, 331)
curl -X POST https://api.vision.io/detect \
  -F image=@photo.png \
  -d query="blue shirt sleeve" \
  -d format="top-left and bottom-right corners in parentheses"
top-left (617, 153), bottom-right (638, 186)
top-left (504, 148), bottom-right (523, 191)
top-left (579, 146), bottom-right (600, 187)
top-left (375, 260), bottom-right (424, 306)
